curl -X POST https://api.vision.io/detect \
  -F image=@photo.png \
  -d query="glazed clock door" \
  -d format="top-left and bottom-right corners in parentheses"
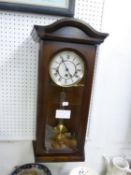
top-left (44, 47), bottom-right (87, 154)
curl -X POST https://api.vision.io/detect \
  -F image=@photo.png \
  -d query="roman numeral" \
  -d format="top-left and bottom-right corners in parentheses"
top-left (76, 69), bottom-right (81, 72)
top-left (58, 77), bottom-right (62, 82)
top-left (76, 62), bottom-right (80, 66)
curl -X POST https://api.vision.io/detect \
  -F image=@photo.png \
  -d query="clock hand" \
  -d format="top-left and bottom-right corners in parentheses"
top-left (61, 57), bottom-right (73, 80)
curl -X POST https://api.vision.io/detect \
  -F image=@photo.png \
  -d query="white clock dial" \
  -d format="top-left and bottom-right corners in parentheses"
top-left (49, 50), bottom-right (85, 87)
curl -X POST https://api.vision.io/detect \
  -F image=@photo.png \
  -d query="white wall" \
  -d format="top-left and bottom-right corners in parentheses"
top-left (84, 0), bottom-right (131, 172)
top-left (1, 0), bottom-right (131, 174)
top-left (90, 0), bottom-right (131, 147)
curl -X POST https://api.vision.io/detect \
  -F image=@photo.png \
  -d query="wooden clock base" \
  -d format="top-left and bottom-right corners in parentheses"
top-left (33, 141), bottom-right (84, 162)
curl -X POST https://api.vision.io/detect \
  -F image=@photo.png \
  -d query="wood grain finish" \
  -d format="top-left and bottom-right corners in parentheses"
top-left (31, 18), bottom-right (108, 162)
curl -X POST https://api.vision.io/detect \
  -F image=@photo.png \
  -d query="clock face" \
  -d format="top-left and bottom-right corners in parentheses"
top-left (49, 50), bottom-right (85, 87)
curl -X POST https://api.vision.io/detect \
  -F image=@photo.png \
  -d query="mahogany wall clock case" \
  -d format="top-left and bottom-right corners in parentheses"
top-left (31, 18), bottom-right (108, 162)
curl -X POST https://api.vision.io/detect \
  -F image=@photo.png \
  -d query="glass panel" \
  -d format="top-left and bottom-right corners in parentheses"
top-left (44, 81), bottom-right (85, 153)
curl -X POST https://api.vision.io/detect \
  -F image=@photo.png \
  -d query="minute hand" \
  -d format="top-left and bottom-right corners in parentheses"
top-left (61, 58), bottom-right (73, 79)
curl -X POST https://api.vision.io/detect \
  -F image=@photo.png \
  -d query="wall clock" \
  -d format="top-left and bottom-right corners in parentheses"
top-left (31, 18), bottom-right (108, 162)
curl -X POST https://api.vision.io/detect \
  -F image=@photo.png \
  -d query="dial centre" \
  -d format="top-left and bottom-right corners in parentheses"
top-left (59, 61), bottom-right (75, 79)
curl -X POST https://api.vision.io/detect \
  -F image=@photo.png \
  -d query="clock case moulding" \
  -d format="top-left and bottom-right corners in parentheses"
top-left (31, 18), bottom-right (108, 162)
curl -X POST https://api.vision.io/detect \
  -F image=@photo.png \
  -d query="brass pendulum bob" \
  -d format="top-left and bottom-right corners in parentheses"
top-left (54, 119), bottom-right (68, 140)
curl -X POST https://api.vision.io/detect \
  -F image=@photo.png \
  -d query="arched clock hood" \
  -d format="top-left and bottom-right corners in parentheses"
top-left (32, 18), bottom-right (108, 44)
